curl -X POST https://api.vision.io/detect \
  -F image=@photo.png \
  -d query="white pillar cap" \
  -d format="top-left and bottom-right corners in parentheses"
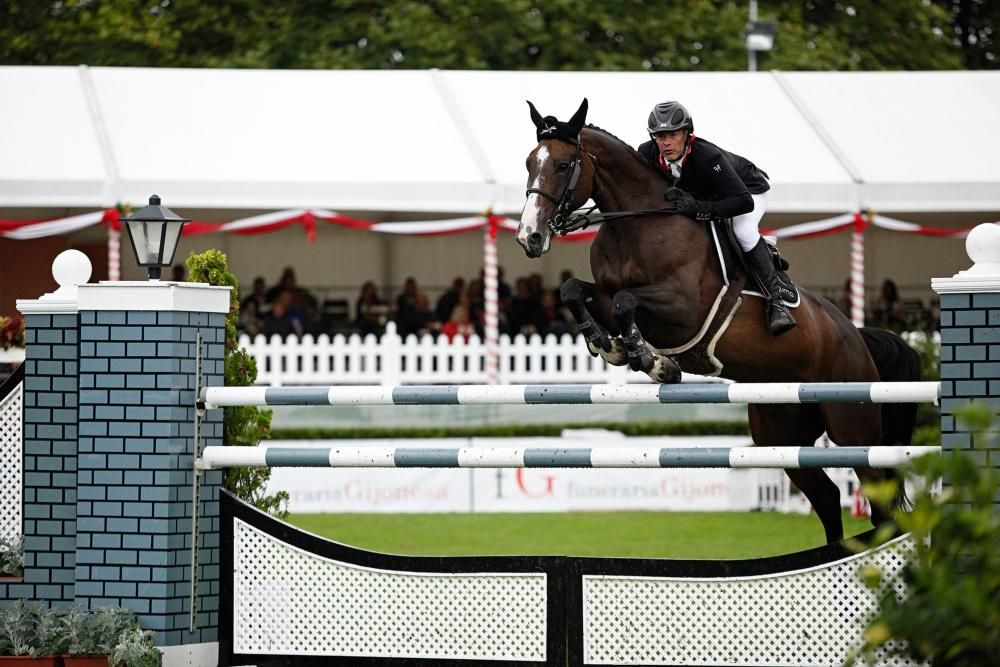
top-left (932, 222), bottom-right (1000, 294)
top-left (16, 249), bottom-right (92, 314)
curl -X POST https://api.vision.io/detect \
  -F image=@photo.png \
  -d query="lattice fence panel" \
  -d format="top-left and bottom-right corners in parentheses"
top-left (583, 534), bottom-right (923, 666)
top-left (0, 382), bottom-right (21, 541)
top-left (233, 518), bottom-right (548, 661)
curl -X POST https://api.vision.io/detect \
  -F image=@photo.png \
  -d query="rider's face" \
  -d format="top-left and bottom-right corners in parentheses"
top-left (653, 129), bottom-right (688, 161)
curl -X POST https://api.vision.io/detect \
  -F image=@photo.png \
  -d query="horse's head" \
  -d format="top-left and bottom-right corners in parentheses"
top-left (517, 98), bottom-right (593, 258)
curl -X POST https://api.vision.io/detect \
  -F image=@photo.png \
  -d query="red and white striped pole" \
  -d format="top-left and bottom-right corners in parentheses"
top-left (849, 212), bottom-right (866, 327)
top-left (107, 209), bottom-right (121, 281)
top-left (483, 213), bottom-right (500, 385)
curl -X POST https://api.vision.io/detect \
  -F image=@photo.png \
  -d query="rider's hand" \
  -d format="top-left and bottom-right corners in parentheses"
top-left (667, 187), bottom-right (712, 221)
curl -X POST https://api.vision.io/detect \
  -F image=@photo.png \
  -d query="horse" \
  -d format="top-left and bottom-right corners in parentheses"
top-left (516, 99), bottom-right (919, 544)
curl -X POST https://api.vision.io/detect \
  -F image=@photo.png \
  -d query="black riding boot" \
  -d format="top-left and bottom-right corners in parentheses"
top-left (744, 238), bottom-right (797, 337)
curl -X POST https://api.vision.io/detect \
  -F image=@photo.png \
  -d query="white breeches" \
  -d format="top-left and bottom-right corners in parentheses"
top-left (732, 192), bottom-right (769, 252)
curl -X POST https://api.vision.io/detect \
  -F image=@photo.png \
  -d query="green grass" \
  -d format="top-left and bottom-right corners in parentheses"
top-left (285, 510), bottom-right (874, 559)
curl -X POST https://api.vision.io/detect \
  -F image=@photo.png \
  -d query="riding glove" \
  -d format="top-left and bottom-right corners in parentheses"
top-left (667, 187), bottom-right (713, 221)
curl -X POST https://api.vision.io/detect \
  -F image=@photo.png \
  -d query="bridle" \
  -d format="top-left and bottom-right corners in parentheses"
top-left (525, 135), bottom-right (679, 236)
top-left (524, 137), bottom-right (591, 235)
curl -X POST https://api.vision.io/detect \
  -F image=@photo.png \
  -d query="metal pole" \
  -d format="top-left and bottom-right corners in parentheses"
top-left (748, 0), bottom-right (758, 72)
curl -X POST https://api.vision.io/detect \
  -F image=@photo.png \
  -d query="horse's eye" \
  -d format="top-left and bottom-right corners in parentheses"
top-left (555, 162), bottom-right (569, 172)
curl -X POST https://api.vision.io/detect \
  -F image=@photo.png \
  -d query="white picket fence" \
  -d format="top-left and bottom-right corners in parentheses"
top-left (239, 321), bottom-right (676, 386)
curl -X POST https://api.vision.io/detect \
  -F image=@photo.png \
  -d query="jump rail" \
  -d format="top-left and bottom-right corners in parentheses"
top-left (199, 445), bottom-right (940, 470)
top-left (200, 381), bottom-right (941, 407)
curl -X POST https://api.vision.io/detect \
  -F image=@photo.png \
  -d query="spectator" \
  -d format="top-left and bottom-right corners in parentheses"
top-left (263, 291), bottom-right (302, 339)
top-left (508, 277), bottom-right (547, 336)
top-left (171, 265), bottom-right (186, 282)
top-left (541, 290), bottom-right (575, 336)
top-left (239, 276), bottom-right (269, 336)
top-left (554, 269), bottom-right (574, 307)
top-left (875, 278), bottom-right (905, 332)
top-left (836, 278), bottom-right (853, 318)
top-left (266, 266), bottom-right (318, 334)
top-left (435, 276), bottom-right (466, 323)
top-left (395, 277), bottom-right (433, 336)
top-left (355, 281), bottom-right (389, 336)
top-left (440, 292), bottom-right (476, 342)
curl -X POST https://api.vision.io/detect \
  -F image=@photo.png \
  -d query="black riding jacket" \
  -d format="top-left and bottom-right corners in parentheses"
top-left (637, 136), bottom-right (770, 220)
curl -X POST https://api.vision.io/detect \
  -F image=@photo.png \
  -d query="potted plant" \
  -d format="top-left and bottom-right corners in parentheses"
top-left (0, 536), bottom-right (23, 579)
top-left (31, 606), bottom-right (67, 664)
top-left (0, 600), bottom-right (60, 665)
top-left (109, 628), bottom-right (161, 667)
top-left (60, 606), bottom-right (108, 667)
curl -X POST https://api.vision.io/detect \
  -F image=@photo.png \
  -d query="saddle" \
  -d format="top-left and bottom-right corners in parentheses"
top-left (653, 220), bottom-right (798, 377)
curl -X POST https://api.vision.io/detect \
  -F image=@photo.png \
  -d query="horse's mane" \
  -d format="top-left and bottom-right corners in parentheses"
top-left (583, 124), bottom-right (669, 181)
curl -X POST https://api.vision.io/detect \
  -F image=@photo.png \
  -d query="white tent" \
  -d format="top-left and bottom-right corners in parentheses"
top-left (2, 66), bottom-right (999, 216)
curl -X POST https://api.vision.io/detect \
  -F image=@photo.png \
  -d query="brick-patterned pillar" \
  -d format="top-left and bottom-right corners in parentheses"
top-left (933, 222), bottom-right (1000, 503)
top-left (3, 251), bottom-right (89, 606)
top-left (73, 280), bottom-right (229, 654)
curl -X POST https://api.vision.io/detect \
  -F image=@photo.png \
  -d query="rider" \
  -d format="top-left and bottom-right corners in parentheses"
top-left (637, 101), bottom-right (795, 337)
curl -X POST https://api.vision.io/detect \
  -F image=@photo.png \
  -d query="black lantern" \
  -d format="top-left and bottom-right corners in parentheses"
top-left (122, 194), bottom-right (189, 280)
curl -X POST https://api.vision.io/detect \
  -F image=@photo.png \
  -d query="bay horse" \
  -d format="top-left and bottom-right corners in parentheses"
top-left (516, 99), bottom-right (918, 544)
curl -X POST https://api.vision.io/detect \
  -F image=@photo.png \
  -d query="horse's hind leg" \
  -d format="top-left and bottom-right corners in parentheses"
top-left (560, 278), bottom-right (628, 365)
top-left (750, 404), bottom-right (845, 543)
top-left (823, 403), bottom-right (894, 528)
top-left (611, 290), bottom-right (681, 383)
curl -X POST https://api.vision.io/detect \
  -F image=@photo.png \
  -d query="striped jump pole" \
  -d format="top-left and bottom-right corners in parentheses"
top-left (199, 445), bottom-right (940, 470)
top-left (200, 381), bottom-right (940, 408)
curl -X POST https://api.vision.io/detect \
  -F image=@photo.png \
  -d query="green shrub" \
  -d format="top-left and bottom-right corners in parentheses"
top-left (186, 250), bottom-right (287, 518)
top-left (855, 403), bottom-right (999, 667)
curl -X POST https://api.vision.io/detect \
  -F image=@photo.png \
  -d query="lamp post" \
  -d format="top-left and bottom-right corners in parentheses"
top-left (122, 194), bottom-right (188, 280)
top-left (746, 0), bottom-right (777, 72)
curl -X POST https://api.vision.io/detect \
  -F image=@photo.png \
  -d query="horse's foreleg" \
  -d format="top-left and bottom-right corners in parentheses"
top-left (560, 278), bottom-right (628, 364)
top-left (611, 290), bottom-right (681, 384)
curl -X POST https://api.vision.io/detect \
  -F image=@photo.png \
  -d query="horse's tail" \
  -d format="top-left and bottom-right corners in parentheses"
top-left (859, 327), bottom-right (922, 512)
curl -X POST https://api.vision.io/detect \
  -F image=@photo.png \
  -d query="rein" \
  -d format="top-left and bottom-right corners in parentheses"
top-left (525, 134), bottom-right (678, 235)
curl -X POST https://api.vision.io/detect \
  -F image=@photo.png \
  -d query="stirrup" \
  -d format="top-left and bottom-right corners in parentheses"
top-left (767, 301), bottom-right (796, 337)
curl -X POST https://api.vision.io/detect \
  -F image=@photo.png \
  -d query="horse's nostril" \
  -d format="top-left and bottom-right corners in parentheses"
top-left (528, 231), bottom-right (542, 246)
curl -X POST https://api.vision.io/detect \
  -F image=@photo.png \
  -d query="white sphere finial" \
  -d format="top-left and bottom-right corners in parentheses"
top-left (963, 223), bottom-right (1000, 276)
top-left (51, 249), bottom-right (93, 296)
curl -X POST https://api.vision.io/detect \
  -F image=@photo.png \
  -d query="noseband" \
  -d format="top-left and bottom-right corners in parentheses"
top-left (524, 138), bottom-right (591, 235)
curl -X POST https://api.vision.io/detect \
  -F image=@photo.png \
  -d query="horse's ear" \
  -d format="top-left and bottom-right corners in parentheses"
top-left (527, 100), bottom-right (544, 129)
top-left (567, 98), bottom-right (589, 133)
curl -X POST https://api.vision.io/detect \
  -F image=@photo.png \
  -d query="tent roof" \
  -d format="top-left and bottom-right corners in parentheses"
top-left (1, 66), bottom-right (998, 215)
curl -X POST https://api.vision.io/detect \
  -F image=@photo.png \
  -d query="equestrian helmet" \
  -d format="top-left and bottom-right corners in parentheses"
top-left (647, 101), bottom-right (693, 135)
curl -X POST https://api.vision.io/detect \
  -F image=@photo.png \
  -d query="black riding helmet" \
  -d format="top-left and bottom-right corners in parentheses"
top-left (647, 101), bottom-right (694, 136)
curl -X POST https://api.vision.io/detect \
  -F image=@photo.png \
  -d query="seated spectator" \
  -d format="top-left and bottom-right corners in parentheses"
top-left (263, 291), bottom-right (303, 339)
top-left (508, 277), bottom-right (547, 336)
top-left (440, 293), bottom-right (476, 342)
top-left (875, 278), bottom-right (905, 332)
top-left (435, 277), bottom-right (466, 323)
top-left (541, 291), bottom-right (575, 336)
top-left (266, 266), bottom-right (318, 335)
top-left (355, 281), bottom-right (390, 336)
top-left (239, 276), bottom-right (269, 336)
top-left (395, 277), bottom-right (434, 336)
top-left (836, 278), bottom-right (853, 318)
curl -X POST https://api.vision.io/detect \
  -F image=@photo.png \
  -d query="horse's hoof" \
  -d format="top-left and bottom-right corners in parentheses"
top-left (650, 357), bottom-right (682, 384)
top-left (628, 349), bottom-right (655, 373)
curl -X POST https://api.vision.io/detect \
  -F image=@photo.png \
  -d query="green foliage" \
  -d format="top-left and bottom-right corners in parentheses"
top-left (270, 419), bottom-right (751, 440)
top-left (0, 315), bottom-right (25, 350)
top-left (0, 534), bottom-right (23, 576)
top-left (109, 627), bottom-right (162, 667)
top-left (32, 606), bottom-right (68, 657)
top-left (0, 599), bottom-right (40, 655)
top-left (855, 403), bottom-right (1000, 667)
top-left (185, 250), bottom-right (287, 518)
top-left (0, 0), bottom-right (985, 72)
